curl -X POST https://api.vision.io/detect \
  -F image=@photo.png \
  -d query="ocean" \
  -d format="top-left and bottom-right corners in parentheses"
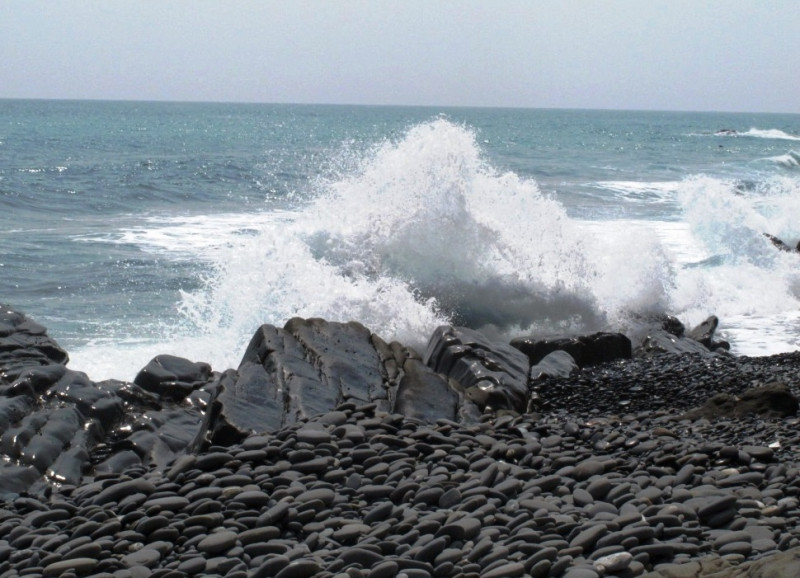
top-left (2, 99), bottom-right (799, 381)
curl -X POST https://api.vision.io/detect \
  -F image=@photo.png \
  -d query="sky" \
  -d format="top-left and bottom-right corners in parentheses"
top-left (2, 1), bottom-right (799, 113)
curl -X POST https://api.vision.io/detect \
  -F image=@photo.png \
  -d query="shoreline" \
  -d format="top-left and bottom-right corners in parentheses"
top-left (1, 305), bottom-right (799, 577)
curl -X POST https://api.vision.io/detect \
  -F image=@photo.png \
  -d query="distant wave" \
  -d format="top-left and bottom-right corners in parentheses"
top-left (764, 151), bottom-right (800, 169)
top-left (591, 180), bottom-right (679, 202)
top-left (715, 128), bottom-right (800, 141)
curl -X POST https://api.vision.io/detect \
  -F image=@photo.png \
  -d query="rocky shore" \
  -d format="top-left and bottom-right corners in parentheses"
top-left (1, 304), bottom-right (800, 577)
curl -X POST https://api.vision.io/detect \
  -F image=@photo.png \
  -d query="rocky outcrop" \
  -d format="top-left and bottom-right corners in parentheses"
top-left (681, 381), bottom-right (799, 421)
top-left (2, 305), bottom-right (800, 576)
top-left (194, 318), bottom-right (475, 449)
top-left (424, 325), bottom-right (529, 413)
top-left (511, 331), bottom-right (632, 367)
top-left (638, 315), bottom-right (730, 357)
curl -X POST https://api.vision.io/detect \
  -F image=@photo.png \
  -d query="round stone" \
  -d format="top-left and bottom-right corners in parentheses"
top-left (197, 530), bottom-right (238, 555)
top-left (43, 558), bottom-right (98, 577)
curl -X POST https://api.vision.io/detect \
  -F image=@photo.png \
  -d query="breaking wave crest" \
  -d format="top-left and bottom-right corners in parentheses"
top-left (176, 120), bottom-right (674, 360)
top-left (740, 128), bottom-right (800, 141)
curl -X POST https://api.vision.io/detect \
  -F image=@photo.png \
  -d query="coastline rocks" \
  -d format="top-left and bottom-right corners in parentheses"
top-left (134, 354), bottom-right (212, 400)
top-left (197, 318), bottom-right (473, 448)
top-left (681, 381), bottom-right (799, 421)
top-left (424, 325), bottom-right (528, 412)
top-left (0, 305), bottom-right (68, 380)
top-left (530, 350), bottom-right (579, 380)
top-left (511, 332), bottom-right (632, 367)
top-left (639, 316), bottom-right (730, 357)
top-left (1, 306), bottom-right (800, 576)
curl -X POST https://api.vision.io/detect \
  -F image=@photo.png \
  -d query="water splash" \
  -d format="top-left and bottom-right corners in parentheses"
top-left (174, 119), bottom-right (675, 364)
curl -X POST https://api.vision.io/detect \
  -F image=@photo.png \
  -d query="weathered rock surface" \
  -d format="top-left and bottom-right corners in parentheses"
top-left (424, 325), bottom-right (529, 412)
top-left (196, 318), bottom-right (474, 449)
top-left (681, 381), bottom-right (799, 421)
top-left (529, 350), bottom-right (579, 380)
top-left (511, 331), bottom-right (632, 367)
top-left (638, 316), bottom-right (730, 357)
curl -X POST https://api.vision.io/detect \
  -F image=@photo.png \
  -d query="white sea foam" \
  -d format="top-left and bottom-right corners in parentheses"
top-left (740, 128), bottom-right (800, 141)
top-left (68, 121), bottom-right (800, 380)
top-left (766, 151), bottom-right (800, 168)
top-left (590, 181), bottom-right (680, 204)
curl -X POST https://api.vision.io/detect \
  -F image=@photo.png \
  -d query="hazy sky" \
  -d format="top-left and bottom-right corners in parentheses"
top-left (2, 1), bottom-right (798, 113)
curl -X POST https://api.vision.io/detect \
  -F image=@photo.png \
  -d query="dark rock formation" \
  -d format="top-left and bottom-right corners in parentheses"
top-left (0, 305), bottom-right (68, 381)
top-left (529, 350), bottom-right (579, 380)
top-left (424, 325), bottom-right (529, 413)
top-left (511, 331), bottom-right (632, 367)
top-left (638, 329), bottom-right (712, 356)
top-left (195, 318), bottom-right (474, 449)
top-left (134, 354), bottom-right (212, 400)
top-left (681, 381), bottom-right (799, 421)
top-left (2, 305), bottom-right (800, 577)
top-left (636, 314), bottom-right (730, 357)
top-left (765, 233), bottom-right (800, 253)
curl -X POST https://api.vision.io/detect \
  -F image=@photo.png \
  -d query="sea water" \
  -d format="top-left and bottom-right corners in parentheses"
top-left (2, 100), bottom-right (799, 381)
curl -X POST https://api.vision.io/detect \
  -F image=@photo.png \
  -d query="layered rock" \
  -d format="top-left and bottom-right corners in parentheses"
top-left (195, 318), bottom-right (475, 449)
top-left (424, 325), bottom-right (529, 413)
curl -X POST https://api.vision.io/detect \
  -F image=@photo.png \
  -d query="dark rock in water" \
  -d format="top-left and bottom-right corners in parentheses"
top-left (529, 350), bottom-right (578, 380)
top-left (681, 381), bottom-right (799, 420)
top-left (424, 325), bottom-right (528, 412)
top-left (685, 314), bottom-right (730, 352)
top-left (134, 354), bottom-right (211, 400)
top-left (0, 305), bottom-right (69, 380)
top-left (638, 329), bottom-right (714, 357)
top-left (764, 232), bottom-right (800, 253)
top-left (511, 332), bottom-right (631, 367)
top-left (687, 316), bottom-right (718, 348)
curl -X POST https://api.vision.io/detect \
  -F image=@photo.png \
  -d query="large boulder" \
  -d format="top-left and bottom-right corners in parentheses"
top-left (424, 325), bottom-right (529, 413)
top-left (529, 350), bottom-right (579, 380)
top-left (134, 354), bottom-right (212, 400)
top-left (681, 382), bottom-right (799, 421)
top-left (638, 315), bottom-right (730, 357)
top-left (511, 332), bottom-right (631, 367)
top-left (196, 318), bottom-right (471, 448)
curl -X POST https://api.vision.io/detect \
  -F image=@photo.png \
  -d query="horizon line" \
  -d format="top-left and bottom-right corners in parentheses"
top-left (1, 96), bottom-right (798, 116)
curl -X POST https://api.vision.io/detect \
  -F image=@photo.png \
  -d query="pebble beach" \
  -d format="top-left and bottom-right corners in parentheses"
top-left (2, 306), bottom-right (800, 577)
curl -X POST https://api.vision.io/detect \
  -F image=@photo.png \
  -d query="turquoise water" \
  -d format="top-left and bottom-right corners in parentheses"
top-left (2, 99), bottom-right (800, 379)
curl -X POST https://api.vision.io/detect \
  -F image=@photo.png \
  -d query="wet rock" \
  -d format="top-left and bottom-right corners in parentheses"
top-left (134, 355), bottom-right (211, 400)
top-left (529, 350), bottom-right (578, 380)
top-left (511, 332), bottom-right (631, 367)
top-left (424, 325), bottom-right (528, 412)
top-left (638, 329), bottom-right (713, 357)
top-left (394, 358), bottom-right (461, 423)
top-left (682, 382), bottom-right (799, 420)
